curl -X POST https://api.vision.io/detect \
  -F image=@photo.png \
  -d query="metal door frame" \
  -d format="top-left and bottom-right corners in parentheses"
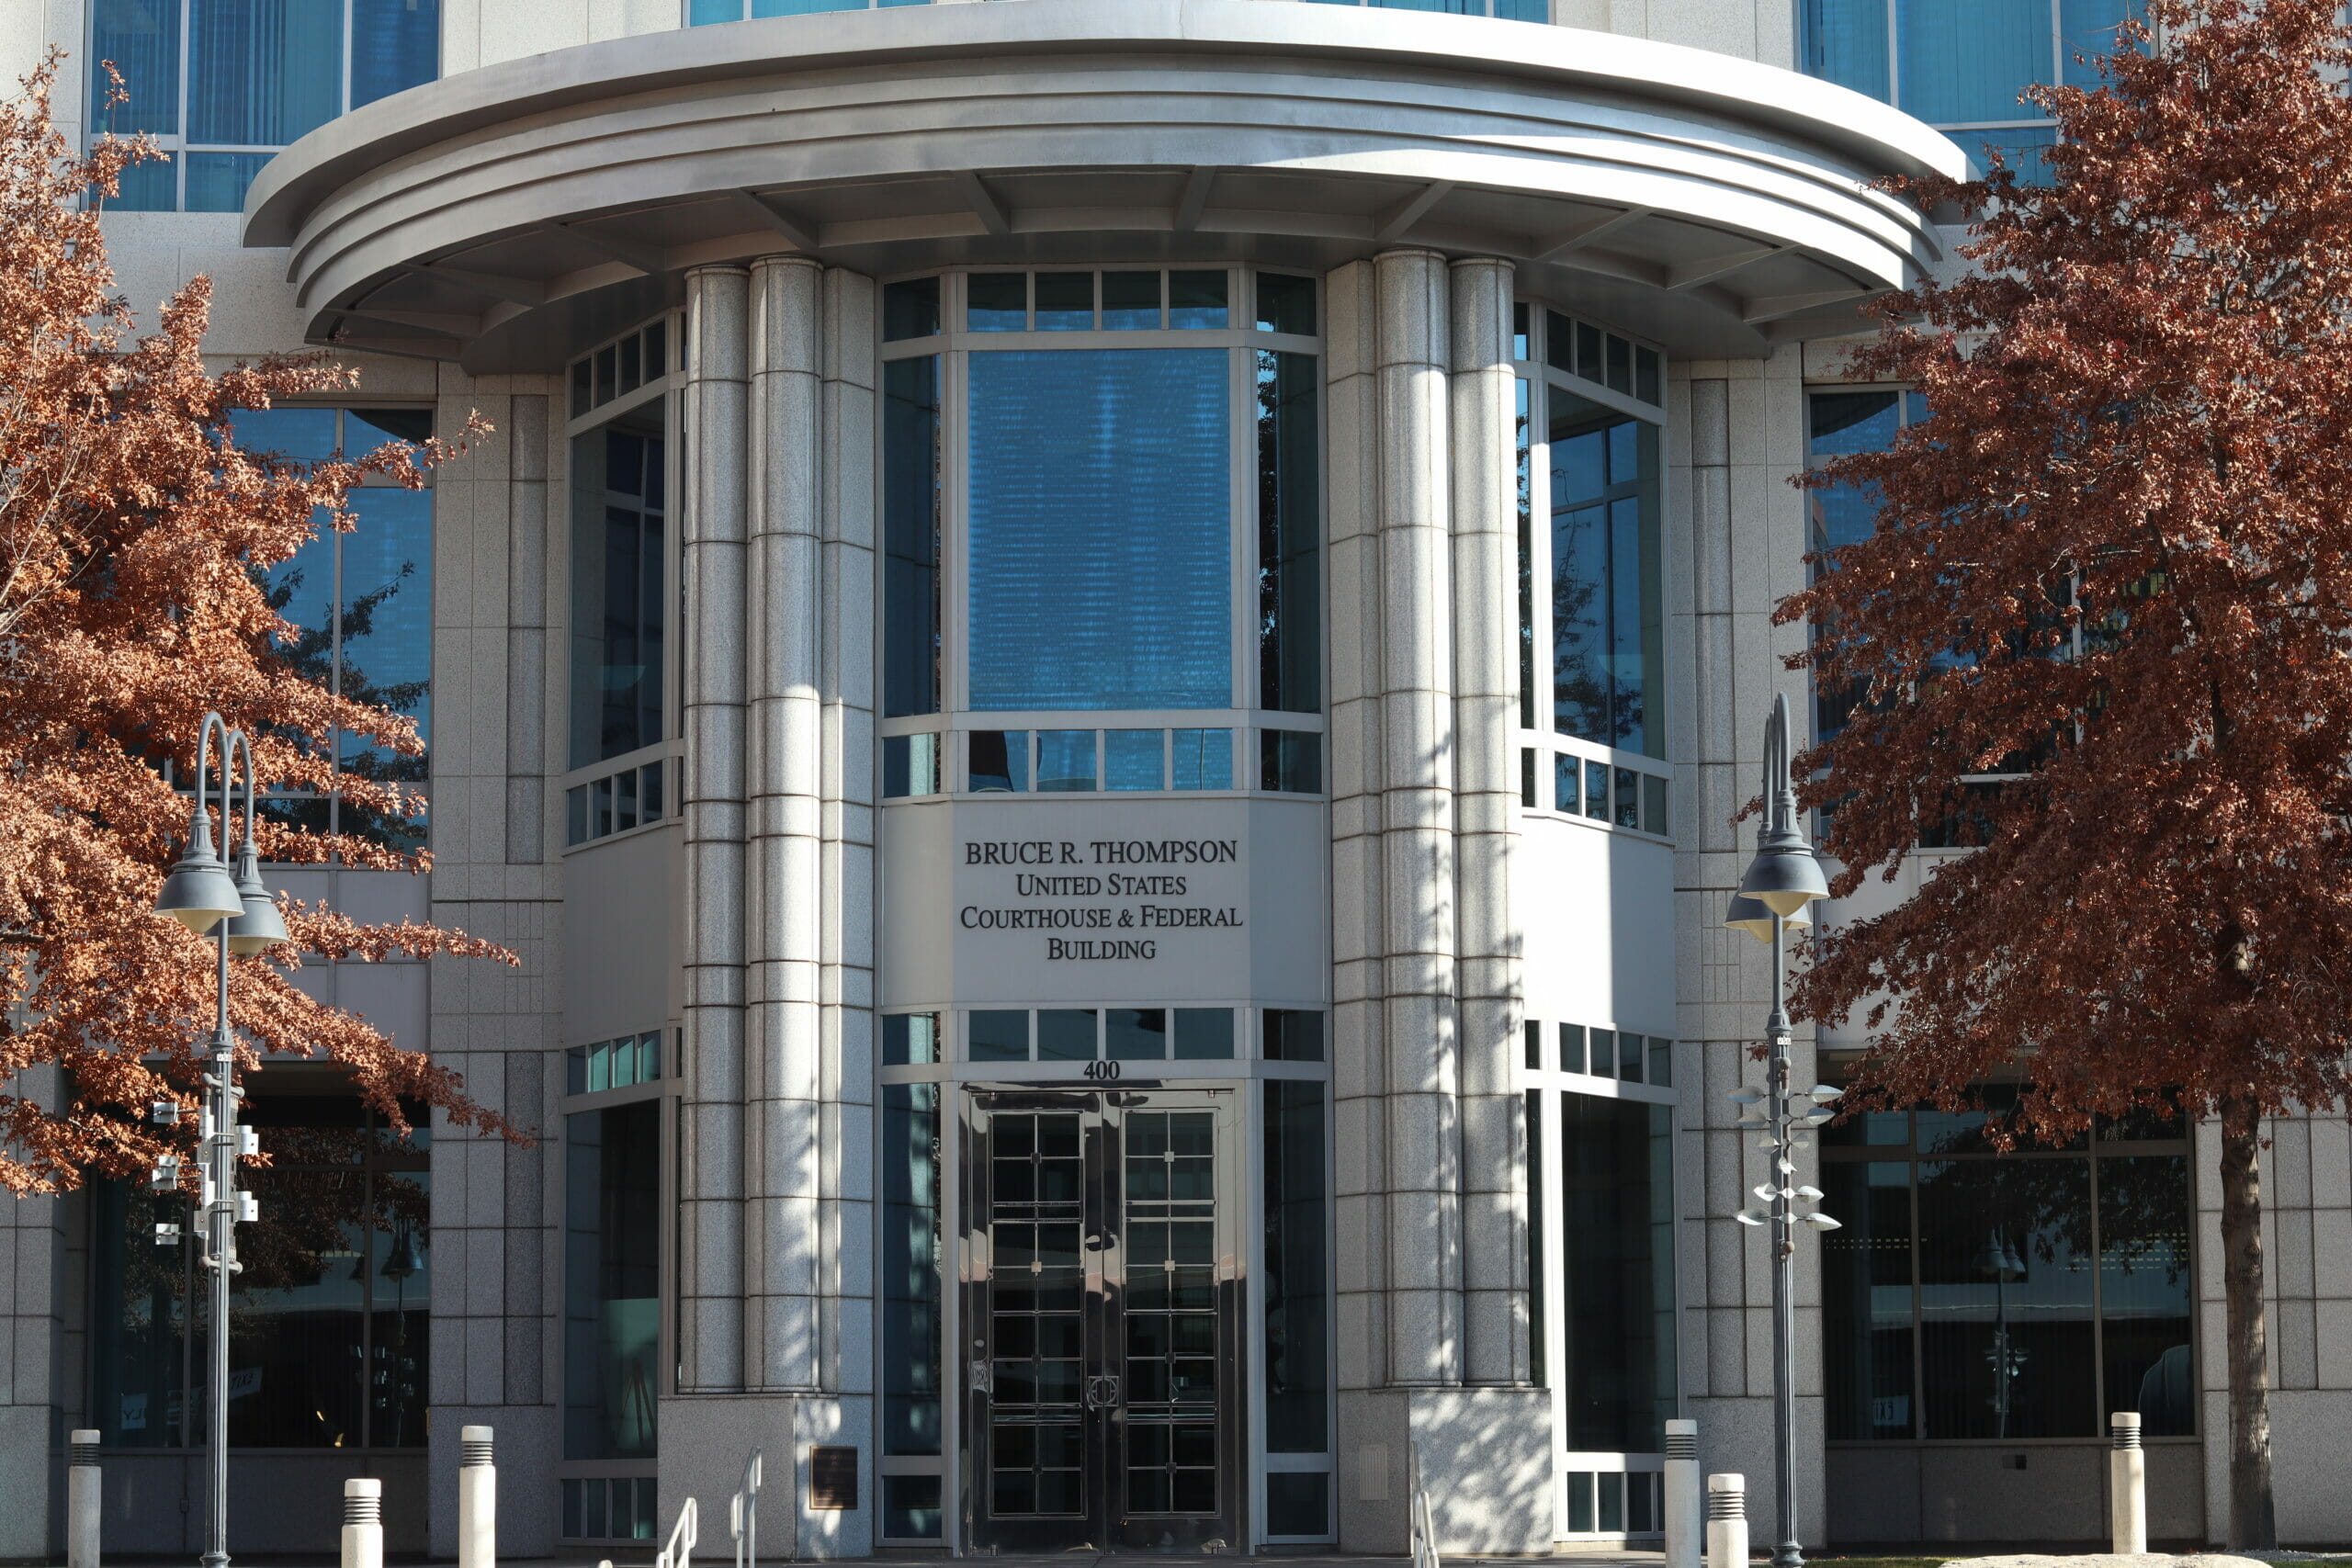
top-left (957, 1085), bottom-right (1247, 1554)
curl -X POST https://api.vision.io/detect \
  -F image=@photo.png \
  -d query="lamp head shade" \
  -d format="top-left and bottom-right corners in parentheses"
top-left (1723, 891), bottom-right (1814, 942)
top-left (1736, 843), bottom-right (1831, 917)
top-left (154, 806), bottom-right (242, 933)
top-left (224, 839), bottom-right (289, 956)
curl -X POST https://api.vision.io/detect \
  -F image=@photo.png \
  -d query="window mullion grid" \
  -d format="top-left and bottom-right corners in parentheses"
top-left (359, 1159), bottom-right (376, 1449)
top-left (1907, 1137), bottom-right (1926, 1438)
top-left (1529, 370), bottom-right (1554, 739)
top-left (331, 409), bottom-right (346, 848)
top-left (176, 0), bottom-right (193, 209)
top-left (2087, 1143), bottom-right (2107, 1437)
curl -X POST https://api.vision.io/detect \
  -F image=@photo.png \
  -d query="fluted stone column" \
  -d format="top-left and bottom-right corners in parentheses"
top-left (1326, 255), bottom-right (1389, 1400)
top-left (1374, 247), bottom-right (1464, 1388)
top-left (663, 258), bottom-right (878, 1557)
top-left (743, 255), bottom-right (827, 1393)
top-left (1329, 252), bottom-right (1551, 1557)
top-left (816, 267), bottom-right (879, 1400)
top-left (680, 264), bottom-right (751, 1393)
top-left (1447, 256), bottom-right (1527, 1388)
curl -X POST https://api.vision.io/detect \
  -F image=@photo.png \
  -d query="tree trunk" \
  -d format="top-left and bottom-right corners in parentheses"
top-left (2217, 1096), bottom-right (2276, 1550)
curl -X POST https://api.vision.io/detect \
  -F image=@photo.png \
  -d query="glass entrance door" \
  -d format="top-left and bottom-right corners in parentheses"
top-left (961, 1088), bottom-right (1243, 1552)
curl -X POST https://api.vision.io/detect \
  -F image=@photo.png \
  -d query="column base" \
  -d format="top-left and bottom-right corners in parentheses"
top-left (1337, 1387), bottom-right (1555, 1555)
top-left (657, 1393), bottom-right (874, 1561)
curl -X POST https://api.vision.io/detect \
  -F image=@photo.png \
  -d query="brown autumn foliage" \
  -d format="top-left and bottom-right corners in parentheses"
top-left (1786, 0), bottom-right (2352, 1543)
top-left (0, 58), bottom-right (522, 1197)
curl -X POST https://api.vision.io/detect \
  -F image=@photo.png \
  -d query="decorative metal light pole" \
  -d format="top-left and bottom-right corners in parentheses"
top-left (150, 713), bottom-right (290, 1568)
top-left (1721, 693), bottom-right (1838, 1568)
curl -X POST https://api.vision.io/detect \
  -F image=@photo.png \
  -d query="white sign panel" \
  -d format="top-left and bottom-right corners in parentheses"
top-left (881, 795), bottom-right (1329, 1007)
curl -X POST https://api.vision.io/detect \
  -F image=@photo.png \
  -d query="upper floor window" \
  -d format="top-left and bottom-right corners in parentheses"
top-left (689, 0), bottom-right (1544, 17)
top-left (688, 0), bottom-right (928, 20)
top-left (565, 318), bottom-right (680, 848)
top-left (879, 268), bottom-right (1325, 798)
top-left (234, 404), bottom-right (435, 852)
top-left (1798, 0), bottom-right (2141, 182)
top-left (1304, 0), bottom-right (1549, 15)
top-left (94, 0), bottom-right (440, 212)
top-left (1514, 306), bottom-right (1664, 761)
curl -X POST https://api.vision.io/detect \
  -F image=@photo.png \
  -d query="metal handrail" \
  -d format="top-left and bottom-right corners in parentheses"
top-left (656, 1495), bottom-right (698, 1568)
top-left (1408, 1438), bottom-right (1441, 1568)
top-left (729, 1450), bottom-right (763, 1568)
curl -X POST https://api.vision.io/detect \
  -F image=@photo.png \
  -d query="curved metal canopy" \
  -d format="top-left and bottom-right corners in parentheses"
top-left (242, 0), bottom-right (1963, 370)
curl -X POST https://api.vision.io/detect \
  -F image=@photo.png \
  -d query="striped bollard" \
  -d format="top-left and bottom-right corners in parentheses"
top-left (1664, 1421), bottom-right (1701, 1568)
top-left (342, 1479), bottom-right (383, 1568)
top-left (1706, 1473), bottom-right (1748, 1568)
top-left (2109, 1413), bottom-right (2146, 1554)
top-left (459, 1427), bottom-right (497, 1568)
top-left (67, 1429), bottom-right (100, 1568)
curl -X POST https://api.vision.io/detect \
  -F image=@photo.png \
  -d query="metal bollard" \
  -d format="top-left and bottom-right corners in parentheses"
top-left (2109, 1412), bottom-right (2146, 1554)
top-left (1706, 1473), bottom-right (1748, 1568)
top-left (1664, 1421), bottom-right (1701, 1568)
top-left (342, 1479), bottom-right (384, 1568)
top-left (67, 1429), bottom-right (100, 1568)
top-left (459, 1427), bottom-right (497, 1568)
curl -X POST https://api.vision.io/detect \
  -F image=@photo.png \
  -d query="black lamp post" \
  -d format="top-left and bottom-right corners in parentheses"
top-left (151, 713), bottom-right (290, 1568)
top-left (1722, 694), bottom-right (1838, 1568)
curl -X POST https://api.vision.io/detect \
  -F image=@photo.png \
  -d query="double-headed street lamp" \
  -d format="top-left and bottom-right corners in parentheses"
top-left (151, 713), bottom-right (290, 1568)
top-left (1722, 693), bottom-right (1838, 1568)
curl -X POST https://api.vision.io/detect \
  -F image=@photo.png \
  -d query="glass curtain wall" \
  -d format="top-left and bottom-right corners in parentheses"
top-left (1797, 0), bottom-right (2143, 181)
top-left (92, 0), bottom-right (440, 211)
top-left (90, 1086), bottom-right (430, 1450)
top-left (1820, 1097), bottom-right (2194, 1441)
top-left (232, 405), bottom-right (435, 852)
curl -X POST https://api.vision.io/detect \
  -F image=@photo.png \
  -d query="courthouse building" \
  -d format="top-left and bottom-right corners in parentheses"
top-left (4, 0), bottom-right (2351, 1559)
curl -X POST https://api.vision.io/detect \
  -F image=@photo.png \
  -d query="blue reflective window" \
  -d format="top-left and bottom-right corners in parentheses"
top-left (188, 0), bottom-right (343, 145)
top-left (967, 350), bottom-right (1231, 711)
top-left (883, 356), bottom-right (942, 716)
top-left (1170, 729), bottom-right (1232, 791)
top-left (1036, 730), bottom-right (1097, 793)
top-left (1896, 0), bottom-right (2045, 124)
top-left (692, 0), bottom-right (929, 15)
top-left (352, 0), bottom-right (440, 109)
top-left (186, 152), bottom-right (273, 211)
top-left (1549, 388), bottom-right (1660, 758)
top-left (338, 486), bottom-right (434, 851)
top-left (235, 408), bottom-right (432, 848)
top-left (93, 0), bottom-right (183, 135)
top-left (91, 0), bottom-right (440, 212)
top-left (1801, 0), bottom-right (2143, 179)
top-left (1104, 729), bottom-right (1164, 791)
top-left (569, 421), bottom-right (667, 770)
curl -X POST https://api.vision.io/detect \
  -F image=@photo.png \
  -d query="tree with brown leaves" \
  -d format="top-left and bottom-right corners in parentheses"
top-left (0, 58), bottom-right (521, 1200)
top-left (1790, 0), bottom-right (2352, 1543)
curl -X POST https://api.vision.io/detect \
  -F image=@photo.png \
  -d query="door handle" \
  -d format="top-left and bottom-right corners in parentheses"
top-left (969, 1357), bottom-right (993, 1393)
top-left (1086, 1374), bottom-right (1121, 1410)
